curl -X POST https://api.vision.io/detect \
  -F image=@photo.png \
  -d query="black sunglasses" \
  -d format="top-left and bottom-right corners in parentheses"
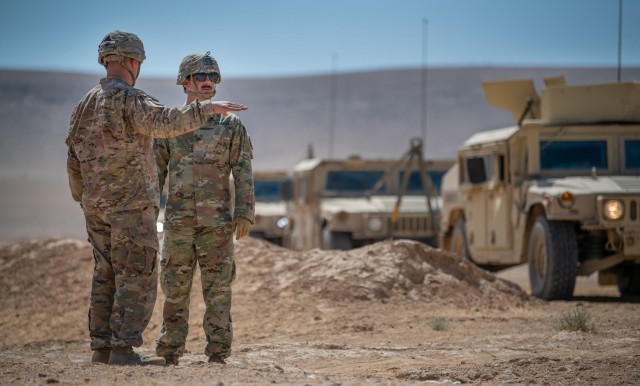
top-left (192, 72), bottom-right (220, 83)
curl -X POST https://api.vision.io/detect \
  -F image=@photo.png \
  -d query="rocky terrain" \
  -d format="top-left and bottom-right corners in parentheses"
top-left (1, 237), bottom-right (638, 385)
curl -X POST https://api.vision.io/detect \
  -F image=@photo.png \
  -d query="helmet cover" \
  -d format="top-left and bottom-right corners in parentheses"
top-left (176, 51), bottom-right (221, 85)
top-left (98, 30), bottom-right (146, 66)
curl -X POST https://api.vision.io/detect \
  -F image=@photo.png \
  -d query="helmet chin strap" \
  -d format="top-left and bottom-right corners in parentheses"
top-left (120, 58), bottom-right (139, 87)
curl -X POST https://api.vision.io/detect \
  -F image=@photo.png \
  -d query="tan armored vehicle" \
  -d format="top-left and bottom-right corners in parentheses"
top-left (286, 155), bottom-right (453, 251)
top-left (250, 171), bottom-right (291, 246)
top-left (440, 77), bottom-right (640, 300)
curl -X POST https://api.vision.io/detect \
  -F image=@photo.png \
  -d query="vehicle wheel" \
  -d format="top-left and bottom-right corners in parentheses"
top-left (449, 218), bottom-right (470, 260)
top-left (322, 228), bottom-right (353, 250)
top-left (616, 264), bottom-right (640, 296)
top-left (527, 215), bottom-right (577, 300)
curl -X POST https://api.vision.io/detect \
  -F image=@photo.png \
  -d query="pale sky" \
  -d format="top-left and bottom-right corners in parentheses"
top-left (1, 0), bottom-right (638, 78)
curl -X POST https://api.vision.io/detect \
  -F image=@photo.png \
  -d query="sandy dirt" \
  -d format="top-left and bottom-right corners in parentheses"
top-left (0, 237), bottom-right (638, 385)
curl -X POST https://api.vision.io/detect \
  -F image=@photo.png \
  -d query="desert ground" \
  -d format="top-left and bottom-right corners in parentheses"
top-left (0, 237), bottom-right (638, 385)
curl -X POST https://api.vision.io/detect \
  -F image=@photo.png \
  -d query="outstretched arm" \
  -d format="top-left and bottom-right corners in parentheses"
top-left (128, 92), bottom-right (248, 138)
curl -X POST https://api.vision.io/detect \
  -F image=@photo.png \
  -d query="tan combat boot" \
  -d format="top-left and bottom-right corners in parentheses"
top-left (164, 354), bottom-right (179, 365)
top-left (91, 348), bottom-right (111, 364)
top-left (108, 347), bottom-right (166, 366)
top-left (208, 355), bottom-right (226, 364)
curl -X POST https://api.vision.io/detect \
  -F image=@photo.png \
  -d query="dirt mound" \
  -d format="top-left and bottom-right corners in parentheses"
top-left (0, 237), bottom-right (529, 348)
top-left (237, 237), bottom-right (530, 309)
top-left (2, 237), bottom-right (638, 386)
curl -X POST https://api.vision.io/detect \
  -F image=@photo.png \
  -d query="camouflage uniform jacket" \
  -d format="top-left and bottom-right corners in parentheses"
top-left (66, 77), bottom-right (218, 214)
top-left (155, 113), bottom-right (255, 228)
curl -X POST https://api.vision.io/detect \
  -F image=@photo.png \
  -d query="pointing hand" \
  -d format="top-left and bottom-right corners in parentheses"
top-left (209, 101), bottom-right (248, 116)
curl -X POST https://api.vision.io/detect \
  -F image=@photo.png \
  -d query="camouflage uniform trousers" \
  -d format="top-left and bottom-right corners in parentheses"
top-left (155, 224), bottom-right (236, 359)
top-left (84, 206), bottom-right (159, 350)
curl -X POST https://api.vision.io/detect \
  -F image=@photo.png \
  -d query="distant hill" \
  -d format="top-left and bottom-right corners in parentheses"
top-left (0, 66), bottom-right (638, 241)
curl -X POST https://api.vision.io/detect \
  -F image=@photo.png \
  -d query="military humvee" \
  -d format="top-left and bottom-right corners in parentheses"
top-left (250, 171), bottom-right (292, 246)
top-left (439, 77), bottom-right (640, 300)
top-left (286, 156), bottom-right (453, 251)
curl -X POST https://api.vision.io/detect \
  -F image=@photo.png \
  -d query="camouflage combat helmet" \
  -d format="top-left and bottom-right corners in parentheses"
top-left (98, 30), bottom-right (146, 67)
top-left (176, 51), bottom-right (221, 85)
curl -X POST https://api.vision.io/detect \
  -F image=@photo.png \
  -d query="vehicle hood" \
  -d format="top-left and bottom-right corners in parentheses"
top-left (530, 176), bottom-right (640, 195)
top-left (255, 201), bottom-right (287, 217)
top-left (320, 196), bottom-right (441, 214)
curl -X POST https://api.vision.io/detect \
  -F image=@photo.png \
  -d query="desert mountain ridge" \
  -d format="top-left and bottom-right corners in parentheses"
top-left (0, 66), bottom-right (638, 242)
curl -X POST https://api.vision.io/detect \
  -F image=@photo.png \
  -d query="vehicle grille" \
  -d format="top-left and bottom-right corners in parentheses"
top-left (390, 215), bottom-right (437, 236)
top-left (611, 177), bottom-right (640, 190)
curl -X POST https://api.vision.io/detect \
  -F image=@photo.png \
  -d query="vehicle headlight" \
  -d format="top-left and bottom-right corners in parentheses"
top-left (603, 200), bottom-right (624, 220)
top-left (277, 217), bottom-right (289, 229)
top-left (367, 217), bottom-right (384, 232)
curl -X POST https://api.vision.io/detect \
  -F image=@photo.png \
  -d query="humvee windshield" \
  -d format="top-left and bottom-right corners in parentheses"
top-left (325, 171), bottom-right (387, 195)
top-left (538, 139), bottom-right (640, 171)
top-left (401, 171), bottom-right (446, 193)
top-left (625, 139), bottom-right (640, 169)
top-left (540, 140), bottom-right (608, 170)
top-left (255, 180), bottom-right (285, 201)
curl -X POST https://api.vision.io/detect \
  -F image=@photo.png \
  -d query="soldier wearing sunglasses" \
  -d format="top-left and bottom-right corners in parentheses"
top-left (154, 52), bottom-right (255, 366)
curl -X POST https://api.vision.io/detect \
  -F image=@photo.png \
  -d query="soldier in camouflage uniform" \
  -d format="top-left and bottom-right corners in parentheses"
top-left (154, 52), bottom-right (255, 365)
top-left (66, 31), bottom-right (248, 366)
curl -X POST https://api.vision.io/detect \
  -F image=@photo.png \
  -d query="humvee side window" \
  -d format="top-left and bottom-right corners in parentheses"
top-left (325, 171), bottom-right (386, 194)
top-left (540, 140), bottom-right (607, 170)
top-left (466, 156), bottom-right (493, 184)
top-left (624, 139), bottom-right (640, 169)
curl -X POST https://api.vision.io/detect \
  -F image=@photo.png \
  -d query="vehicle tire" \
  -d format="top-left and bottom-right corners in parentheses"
top-left (449, 218), bottom-right (470, 260)
top-left (322, 228), bottom-right (353, 250)
top-left (616, 264), bottom-right (640, 296)
top-left (527, 215), bottom-right (577, 300)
